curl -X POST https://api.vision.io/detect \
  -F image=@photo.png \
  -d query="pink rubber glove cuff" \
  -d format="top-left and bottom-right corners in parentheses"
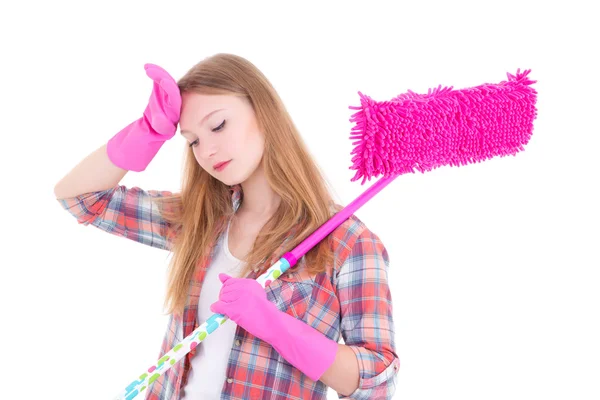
top-left (264, 305), bottom-right (339, 382)
top-left (106, 116), bottom-right (173, 172)
top-left (210, 273), bottom-right (339, 382)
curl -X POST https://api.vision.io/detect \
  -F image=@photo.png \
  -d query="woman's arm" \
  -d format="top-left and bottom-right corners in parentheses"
top-left (319, 343), bottom-right (361, 396)
top-left (56, 184), bottom-right (179, 251)
top-left (54, 143), bottom-right (127, 200)
top-left (332, 225), bottom-right (400, 399)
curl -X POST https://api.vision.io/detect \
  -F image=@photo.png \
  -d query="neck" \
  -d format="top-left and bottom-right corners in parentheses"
top-left (238, 160), bottom-right (281, 218)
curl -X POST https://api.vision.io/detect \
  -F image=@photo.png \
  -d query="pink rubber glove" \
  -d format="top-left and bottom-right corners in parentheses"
top-left (210, 273), bottom-right (339, 382)
top-left (106, 63), bottom-right (181, 172)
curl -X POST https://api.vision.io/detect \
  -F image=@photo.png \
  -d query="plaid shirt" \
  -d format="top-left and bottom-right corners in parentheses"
top-left (57, 184), bottom-right (399, 399)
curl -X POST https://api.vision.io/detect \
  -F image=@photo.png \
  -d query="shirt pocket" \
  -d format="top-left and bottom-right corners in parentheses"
top-left (268, 268), bottom-right (315, 321)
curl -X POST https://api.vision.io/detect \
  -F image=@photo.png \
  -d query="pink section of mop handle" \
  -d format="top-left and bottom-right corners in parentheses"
top-left (282, 173), bottom-right (400, 268)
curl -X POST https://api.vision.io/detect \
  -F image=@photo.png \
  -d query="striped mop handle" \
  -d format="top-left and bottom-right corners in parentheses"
top-left (113, 173), bottom-right (400, 400)
top-left (114, 258), bottom-right (290, 400)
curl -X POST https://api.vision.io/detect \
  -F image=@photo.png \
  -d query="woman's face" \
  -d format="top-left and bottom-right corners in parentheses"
top-left (179, 92), bottom-right (265, 185)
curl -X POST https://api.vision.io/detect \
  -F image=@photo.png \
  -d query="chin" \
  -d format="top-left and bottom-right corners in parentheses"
top-left (207, 161), bottom-right (255, 186)
top-left (219, 178), bottom-right (240, 186)
top-left (214, 171), bottom-right (246, 187)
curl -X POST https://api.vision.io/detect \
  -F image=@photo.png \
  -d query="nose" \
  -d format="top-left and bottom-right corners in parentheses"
top-left (196, 138), bottom-right (218, 160)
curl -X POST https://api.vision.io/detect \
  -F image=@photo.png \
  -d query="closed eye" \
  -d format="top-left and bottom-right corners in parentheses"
top-left (213, 120), bottom-right (226, 132)
top-left (189, 120), bottom-right (226, 148)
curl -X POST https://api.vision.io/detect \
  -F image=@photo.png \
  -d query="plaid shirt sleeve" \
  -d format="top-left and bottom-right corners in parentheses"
top-left (56, 185), bottom-right (178, 251)
top-left (336, 225), bottom-right (400, 400)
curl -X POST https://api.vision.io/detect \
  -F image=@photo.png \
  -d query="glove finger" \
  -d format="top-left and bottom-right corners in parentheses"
top-left (161, 91), bottom-right (181, 123)
top-left (158, 82), bottom-right (181, 124)
top-left (210, 300), bottom-right (227, 315)
top-left (144, 63), bottom-right (169, 82)
top-left (146, 64), bottom-right (181, 116)
top-left (219, 284), bottom-right (236, 296)
top-left (238, 279), bottom-right (263, 294)
top-left (158, 77), bottom-right (181, 104)
top-left (148, 111), bottom-right (175, 136)
top-left (145, 82), bottom-right (179, 134)
top-left (220, 289), bottom-right (241, 303)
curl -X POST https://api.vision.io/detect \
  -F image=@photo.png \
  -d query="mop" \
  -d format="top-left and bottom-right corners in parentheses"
top-left (114, 68), bottom-right (538, 400)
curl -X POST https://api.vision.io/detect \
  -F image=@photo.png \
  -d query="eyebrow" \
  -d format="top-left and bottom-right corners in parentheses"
top-left (180, 108), bottom-right (225, 135)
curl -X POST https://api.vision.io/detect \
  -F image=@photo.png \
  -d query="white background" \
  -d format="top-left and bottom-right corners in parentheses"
top-left (1, 1), bottom-right (598, 399)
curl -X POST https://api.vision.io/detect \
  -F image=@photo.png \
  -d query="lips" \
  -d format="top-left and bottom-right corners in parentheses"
top-left (213, 160), bottom-right (231, 171)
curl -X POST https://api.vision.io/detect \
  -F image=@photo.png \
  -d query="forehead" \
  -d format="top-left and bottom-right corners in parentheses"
top-left (181, 92), bottom-right (244, 115)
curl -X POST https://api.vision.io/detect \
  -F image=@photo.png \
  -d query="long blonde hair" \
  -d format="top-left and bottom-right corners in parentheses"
top-left (153, 53), bottom-right (340, 318)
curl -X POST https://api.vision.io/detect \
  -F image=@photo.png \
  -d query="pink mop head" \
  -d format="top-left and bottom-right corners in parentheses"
top-left (348, 68), bottom-right (538, 184)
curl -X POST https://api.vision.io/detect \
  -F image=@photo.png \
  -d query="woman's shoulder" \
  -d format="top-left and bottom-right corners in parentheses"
top-left (328, 202), bottom-right (385, 269)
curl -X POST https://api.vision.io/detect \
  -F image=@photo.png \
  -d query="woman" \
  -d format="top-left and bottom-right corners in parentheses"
top-left (54, 53), bottom-right (399, 400)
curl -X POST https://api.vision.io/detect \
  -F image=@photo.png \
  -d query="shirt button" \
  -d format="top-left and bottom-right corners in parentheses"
top-left (227, 378), bottom-right (233, 384)
top-left (235, 340), bottom-right (241, 346)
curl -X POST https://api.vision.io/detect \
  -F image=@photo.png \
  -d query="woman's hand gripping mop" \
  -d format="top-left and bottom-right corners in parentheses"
top-left (115, 69), bottom-right (538, 400)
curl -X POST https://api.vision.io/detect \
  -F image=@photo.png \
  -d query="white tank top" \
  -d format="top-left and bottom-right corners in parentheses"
top-left (180, 218), bottom-right (247, 399)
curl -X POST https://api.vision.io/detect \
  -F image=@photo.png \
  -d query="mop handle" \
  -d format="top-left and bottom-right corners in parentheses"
top-left (114, 173), bottom-right (400, 400)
